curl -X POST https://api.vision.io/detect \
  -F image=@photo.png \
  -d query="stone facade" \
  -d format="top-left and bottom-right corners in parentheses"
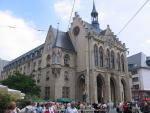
top-left (1, 2), bottom-right (131, 104)
top-left (0, 58), bottom-right (9, 79)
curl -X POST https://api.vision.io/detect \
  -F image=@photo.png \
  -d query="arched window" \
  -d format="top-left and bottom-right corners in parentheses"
top-left (52, 54), bottom-right (55, 64)
top-left (46, 71), bottom-right (50, 81)
top-left (46, 55), bottom-right (51, 66)
top-left (64, 71), bottom-right (69, 81)
top-left (56, 54), bottom-right (60, 64)
top-left (121, 55), bottom-right (125, 72)
top-left (52, 53), bottom-right (60, 64)
top-left (99, 46), bottom-right (103, 67)
top-left (117, 53), bottom-right (121, 71)
top-left (106, 49), bottom-right (110, 68)
top-left (111, 51), bottom-right (115, 69)
top-left (94, 44), bottom-right (98, 66)
top-left (64, 54), bottom-right (70, 67)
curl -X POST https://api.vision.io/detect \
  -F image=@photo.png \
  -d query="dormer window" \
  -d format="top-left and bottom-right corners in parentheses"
top-left (64, 54), bottom-right (70, 67)
top-left (31, 53), bottom-right (35, 58)
top-left (52, 54), bottom-right (60, 64)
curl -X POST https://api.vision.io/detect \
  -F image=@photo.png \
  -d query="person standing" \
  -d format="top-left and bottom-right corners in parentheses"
top-left (123, 102), bottom-right (128, 113)
top-left (20, 101), bottom-right (36, 113)
top-left (36, 103), bottom-right (43, 113)
top-left (66, 103), bottom-right (78, 113)
top-left (5, 101), bottom-right (20, 113)
top-left (142, 101), bottom-right (149, 113)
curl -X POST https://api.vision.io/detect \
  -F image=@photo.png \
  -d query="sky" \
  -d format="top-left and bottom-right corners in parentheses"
top-left (0, 0), bottom-right (150, 61)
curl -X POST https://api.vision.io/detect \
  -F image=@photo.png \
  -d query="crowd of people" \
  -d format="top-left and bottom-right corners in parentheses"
top-left (4, 100), bottom-right (150, 113)
top-left (4, 101), bottom-right (109, 113)
top-left (116, 101), bottom-right (150, 113)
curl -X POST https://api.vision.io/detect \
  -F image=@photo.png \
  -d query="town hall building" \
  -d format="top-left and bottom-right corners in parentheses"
top-left (1, 1), bottom-right (131, 104)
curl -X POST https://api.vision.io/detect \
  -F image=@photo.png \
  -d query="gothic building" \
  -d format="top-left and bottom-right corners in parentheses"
top-left (1, 1), bottom-right (131, 104)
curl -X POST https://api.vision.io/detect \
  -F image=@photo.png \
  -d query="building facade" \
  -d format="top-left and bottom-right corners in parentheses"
top-left (1, 2), bottom-right (131, 104)
top-left (128, 52), bottom-right (150, 101)
top-left (0, 58), bottom-right (9, 79)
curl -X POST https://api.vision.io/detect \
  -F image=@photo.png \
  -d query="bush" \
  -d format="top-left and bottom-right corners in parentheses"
top-left (0, 93), bottom-right (13, 113)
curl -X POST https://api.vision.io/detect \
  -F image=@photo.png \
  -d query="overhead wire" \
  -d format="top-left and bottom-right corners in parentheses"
top-left (117, 0), bottom-right (150, 35)
top-left (0, 25), bottom-right (46, 32)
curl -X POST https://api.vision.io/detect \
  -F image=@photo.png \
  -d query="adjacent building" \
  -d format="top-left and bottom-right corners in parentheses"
top-left (128, 52), bottom-right (150, 101)
top-left (1, 1), bottom-right (131, 104)
top-left (0, 58), bottom-right (9, 79)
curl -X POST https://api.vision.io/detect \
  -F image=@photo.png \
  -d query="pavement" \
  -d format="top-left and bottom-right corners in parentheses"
top-left (108, 108), bottom-right (142, 113)
top-left (109, 109), bottom-right (117, 113)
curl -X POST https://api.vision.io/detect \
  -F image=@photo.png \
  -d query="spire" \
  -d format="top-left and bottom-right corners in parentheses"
top-left (91, 0), bottom-right (97, 17)
top-left (91, 0), bottom-right (100, 29)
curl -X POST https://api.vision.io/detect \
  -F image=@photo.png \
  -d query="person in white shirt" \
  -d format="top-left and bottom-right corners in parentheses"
top-left (20, 101), bottom-right (36, 113)
top-left (66, 103), bottom-right (78, 113)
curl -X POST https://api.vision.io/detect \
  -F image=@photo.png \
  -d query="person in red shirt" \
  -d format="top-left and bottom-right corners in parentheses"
top-left (44, 103), bottom-right (50, 113)
top-left (123, 102), bottom-right (128, 113)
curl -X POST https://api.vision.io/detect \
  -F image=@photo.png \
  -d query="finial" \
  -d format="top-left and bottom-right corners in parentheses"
top-left (93, 0), bottom-right (96, 11)
top-left (75, 12), bottom-right (78, 16)
top-left (105, 25), bottom-right (112, 36)
top-left (107, 25), bottom-right (110, 28)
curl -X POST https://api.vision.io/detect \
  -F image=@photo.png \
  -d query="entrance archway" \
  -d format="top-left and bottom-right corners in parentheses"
top-left (121, 79), bottom-right (127, 102)
top-left (78, 74), bottom-right (86, 102)
top-left (97, 75), bottom-right (105, 103)
top-left (110, 77), bottom-right (116, 105)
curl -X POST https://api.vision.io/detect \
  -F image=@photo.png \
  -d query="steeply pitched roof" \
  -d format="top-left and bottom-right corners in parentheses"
top-left (52, 28), bottom-right (75, 52)
top-left (84, 21), bottom-right (106, 34)
top-left (3, 44), bottom-right (44, 71)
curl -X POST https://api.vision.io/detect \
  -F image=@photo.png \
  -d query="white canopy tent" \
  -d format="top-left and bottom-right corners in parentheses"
top-left (0, 84), bottom-right (25, 100)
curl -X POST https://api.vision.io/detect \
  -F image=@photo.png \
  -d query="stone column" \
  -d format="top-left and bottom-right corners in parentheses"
top-left (52, 68), bottom-right (61, 100)
top-left (91, 72), bottom-right (98, 103)
top-left (125, 76), bottom-right (132, 101)
top-left (105, 73), bottom-right (111, 103)
top-left (116, 75), bottom-right (122, 103)
top-left (85, 36), bottom-right (90, 103)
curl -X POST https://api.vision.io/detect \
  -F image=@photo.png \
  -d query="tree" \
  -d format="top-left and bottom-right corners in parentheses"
top-left (0, 72), bottom-right (40, 96)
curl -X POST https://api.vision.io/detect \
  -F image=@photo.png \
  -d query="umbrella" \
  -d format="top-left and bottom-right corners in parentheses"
top-left (56, 98), bottom-right (73, 103)
top-left (32, 98), bottom-right (46, 103)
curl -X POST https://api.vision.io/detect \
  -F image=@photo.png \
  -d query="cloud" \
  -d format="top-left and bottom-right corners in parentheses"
top-left (54, 0), bottom-right (81, 21)
top-left (0, 10), bottom-right (45, 61)
top-left (54, 0), bottom-right (150, 56)
top-left (145, 39), bottom-right (150, 44)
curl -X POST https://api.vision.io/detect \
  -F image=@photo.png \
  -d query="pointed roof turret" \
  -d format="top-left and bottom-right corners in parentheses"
top-left (91, 0), bottom-right (100, 30)
top-left (52, 24), bottom-right (75, 52)
top-left (91, 0), bottom-right (98, 17)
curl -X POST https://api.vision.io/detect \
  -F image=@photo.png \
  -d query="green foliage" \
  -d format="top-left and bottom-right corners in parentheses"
top-left (18, 95), bottom-right (46, 109)
top-left (0, 93), bottom-right (12, 113)
top-left (1, 72), bottom-right (40, 96)
top-left (17, 99), bottom-right (31, 109)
